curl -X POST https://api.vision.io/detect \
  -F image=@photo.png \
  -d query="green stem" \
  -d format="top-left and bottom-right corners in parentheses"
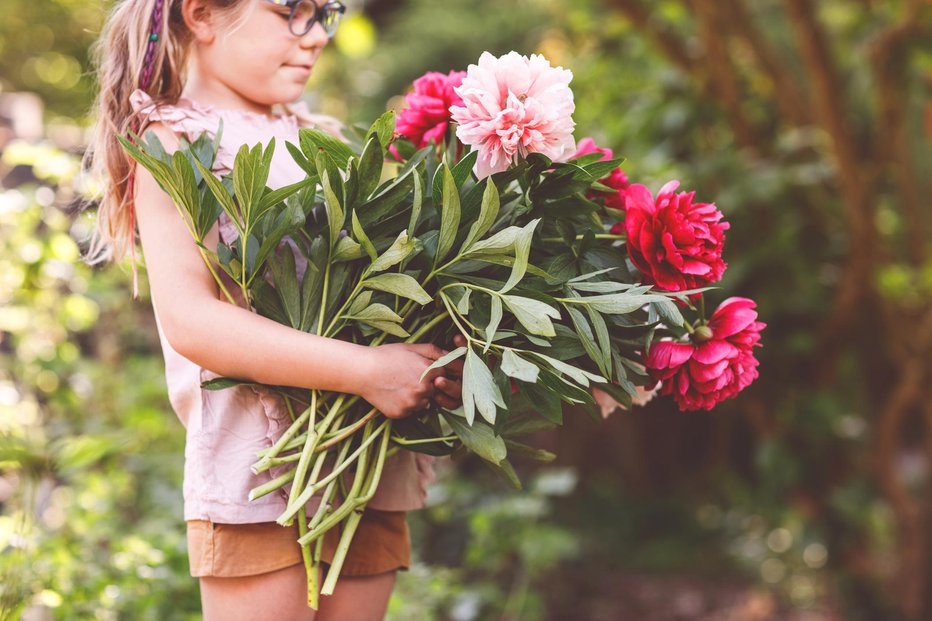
top-left (197, 247), bottom-right (237, 306)
top-left (286, 393), bottom-right (344, 516)
top-left (279, 420), bottom-right (389, 525)
top-left (298, 425), bottom-right (378, 546)
top-left (252, 403), bottom-right (313, 473)
top-left (541, 233), bottom-right (625, 243)
top-left (405, 309), bottom-right (451, 343)
top-left (319, 424), bottom-right (391, 595)
top-left (391, 434), bottom-right (457, 446)
top-left (248, 469), bottom-right (296, 501)
top-left (316, 409), bottom-right (379, 452)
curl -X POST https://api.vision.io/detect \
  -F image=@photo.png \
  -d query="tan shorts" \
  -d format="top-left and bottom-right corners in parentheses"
top-left (187, 509), bottom-right (411, 578)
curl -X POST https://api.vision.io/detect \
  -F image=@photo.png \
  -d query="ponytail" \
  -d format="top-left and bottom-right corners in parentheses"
top-left (80, 0), bottom-right (190, 298)
top-left (81, 0), bottom-right (244, 298)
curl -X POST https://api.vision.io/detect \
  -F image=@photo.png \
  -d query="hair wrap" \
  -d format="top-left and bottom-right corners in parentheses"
top-left (126, 0), bottom-right (167, 300)
top-left (140, 0), bottom-right (166, 91)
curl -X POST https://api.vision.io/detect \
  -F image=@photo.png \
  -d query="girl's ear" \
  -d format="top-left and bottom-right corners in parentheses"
top-left (181, 0), bottom-right (216, 44)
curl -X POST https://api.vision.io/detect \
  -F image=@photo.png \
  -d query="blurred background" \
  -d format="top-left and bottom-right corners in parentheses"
top-left (1, 0), bottom-right (931, 619)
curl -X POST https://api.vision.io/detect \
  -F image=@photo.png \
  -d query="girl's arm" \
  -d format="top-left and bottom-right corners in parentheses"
top-left (133, 122), bottom-right (458, 418)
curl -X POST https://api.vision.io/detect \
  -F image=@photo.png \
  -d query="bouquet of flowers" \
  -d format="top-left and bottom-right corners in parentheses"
top-left (121, 50), bottom-right (764, 607)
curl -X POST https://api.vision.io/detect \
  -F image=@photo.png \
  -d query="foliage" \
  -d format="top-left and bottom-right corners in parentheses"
top-left (0, 144), bottom-right (200, 620)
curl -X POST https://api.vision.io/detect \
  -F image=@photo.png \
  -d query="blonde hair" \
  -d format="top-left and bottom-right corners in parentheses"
top-left (80, 0), bottom-right (246, 297)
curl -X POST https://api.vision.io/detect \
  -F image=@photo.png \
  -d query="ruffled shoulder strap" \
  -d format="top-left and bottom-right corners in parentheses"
top-left (129, 89), bottom-right (223, 142)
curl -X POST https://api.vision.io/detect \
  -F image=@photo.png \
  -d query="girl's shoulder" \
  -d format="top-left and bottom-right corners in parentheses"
top-left (129, 89), bottom-right (347, 143)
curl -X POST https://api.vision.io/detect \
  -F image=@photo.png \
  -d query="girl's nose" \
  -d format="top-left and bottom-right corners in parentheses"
top-left (299, 20), bottom-right (330, 49)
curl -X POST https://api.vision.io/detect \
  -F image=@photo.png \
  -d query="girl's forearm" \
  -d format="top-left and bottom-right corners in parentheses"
top-left (166, 296), bottom-right (372, 396)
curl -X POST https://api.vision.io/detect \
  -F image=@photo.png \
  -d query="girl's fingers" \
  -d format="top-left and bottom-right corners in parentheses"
top-left (434, 376), bottom-right (462, 400)
top-left (433, 393), bottom-right (458, 410)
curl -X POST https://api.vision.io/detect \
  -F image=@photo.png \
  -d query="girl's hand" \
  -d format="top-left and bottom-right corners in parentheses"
top-left (360, 336), bottom-right (468, 419)
top-left (361, 343), bottom-right (449, 419)
top-left (430, 335), bottom-right (466, 411)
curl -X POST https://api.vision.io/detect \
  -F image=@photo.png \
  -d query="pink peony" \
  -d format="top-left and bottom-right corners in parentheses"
top-left (391, 70), bottom-right (466, 159)
top-left (624, 180), bottom-right (729, 292)
top-left (449, 51), bottom-right (577, 179)
top-left (573, 137), bottom-right (630, 212)
top-left (645, 297), bottom-right (765, 411)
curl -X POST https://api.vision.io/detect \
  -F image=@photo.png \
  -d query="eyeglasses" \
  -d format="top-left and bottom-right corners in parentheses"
top-left (266, 0), bottom-right (346, 38)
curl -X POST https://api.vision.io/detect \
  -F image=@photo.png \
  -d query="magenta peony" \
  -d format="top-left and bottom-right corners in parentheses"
top-left (624, 180), bottom-right (729, 292)
top-left (449, 51), bottom-right (577, 179)
top-left (644, 297), bottom-right (765, 411)
top-left (573, 137), bottom-right (630, 212)
top-left (391, 70), bottom-right (466, 159)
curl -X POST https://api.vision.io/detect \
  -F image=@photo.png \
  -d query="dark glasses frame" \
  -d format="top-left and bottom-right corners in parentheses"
top-left (266, 0), bottom-right (346, 37)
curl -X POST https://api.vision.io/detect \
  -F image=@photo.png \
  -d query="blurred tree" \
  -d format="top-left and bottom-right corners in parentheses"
top-left (0, 0), bottom-right (106, 121)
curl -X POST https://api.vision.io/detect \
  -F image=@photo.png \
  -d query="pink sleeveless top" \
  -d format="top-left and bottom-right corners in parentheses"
top-left (129, 89), bottom-right (435, 523)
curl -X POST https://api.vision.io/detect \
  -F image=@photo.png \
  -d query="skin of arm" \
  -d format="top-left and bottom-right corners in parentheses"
top-left (133, 122), bottom-right (462, 419)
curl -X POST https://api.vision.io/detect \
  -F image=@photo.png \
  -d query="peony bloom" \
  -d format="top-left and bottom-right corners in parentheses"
top-left (644, 297), bottom-right (765, 411)
top-left (624, 180), bottom-right (729, 292)
top-left (450, 51), bottom-right (576, 179)
top-left (391, 70), bottom-right (466, 159)
top-left (573, 137), bottom-right (630, 212)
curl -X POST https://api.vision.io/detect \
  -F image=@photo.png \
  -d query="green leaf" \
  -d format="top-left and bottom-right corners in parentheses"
top-left (515, 382), bottom-right (563, 425)
top-left (462, 347), bottom-right (506, 425)
top-left (501, 295), bottom-right (561, 337)
top-left (269, 245), bottom-right (300, 328)
top-left (504, 440), bottom-right (556, 463)
top-left (587, 305), bottom-right (613, 376)
top-left (351, 210), bottom-right (377, 261)
top-left (418, 347), bottom-right (467, 382)
top-left (451, 149), bottom-right (478, 187)
top-left (650, 297), bottom-right (686, 328)
top-left (485, 457), bottom-right (522, 490)
top-left (564, 305), bottom-right (604, 374)
top-left (232, 141), bottom-right (272, 222)
top-left (435, 164), bottom-right (461, 265)
top-left (348, 290), bottom-right (373, 316)
top-left (367, 110), bottom-right (396, 151)
top-left (256, 178), bottom-right (313, 221)
top-left (298, 127), bottom-right (355, 168)
top-left (568, 267), bottom-right (621, 282)
top-left (461, 179), bottom-right (500, 252)
top-left (360, 319), bottom-right (410, 338)
top-left (362, 273), bottom-right (432, 305)
top-left (407, 168), bottom-right (423, 238)
top-left (357, 135), bottom-right (383, 200)
top-left (194, 158), bottom-right (240, 232)
top-left (500, 349), bottom-right (539, 383)
top-left (370, 230), bottom-right (416, 272)
top-left (299, 238), bottom-right (326, 333)
top-left (462, 225), bottom-right (523, 256)
top-left (574, 293), bottom-right (656, 315)
top-left (499, 219), bottom-right (539, 294)
top-left (347, 302), bottom-right (403, 322)
top-left (484, 295), bottom-right (503, 353)
top-left (455, 288), bottom-right (471, 315)
top-left (318, 161), bottom-right (344, 250)
top-left (286, 140), bottom-right (317, 178)
top-left (332, 235), bottom-right (363, 262)
top-left (440, 410), bottom-right (506, 465)
top-left (528, 351), bottom-right (606, 387)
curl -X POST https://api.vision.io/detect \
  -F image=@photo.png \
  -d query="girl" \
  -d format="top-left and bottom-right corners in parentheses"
top-left (83, 1), bottom-right (464, 619)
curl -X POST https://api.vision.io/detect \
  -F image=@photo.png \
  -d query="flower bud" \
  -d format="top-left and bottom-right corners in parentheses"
top-left (692, 325), bottom-right (714, 343)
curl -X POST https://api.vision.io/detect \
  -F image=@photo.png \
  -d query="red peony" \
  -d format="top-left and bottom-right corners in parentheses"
top-left (391, 70), bottom-right (466, 159)
top-left (573, 137), bottom-right (630, 212)
top-left (644, 297), bottom-right (765, 411)
top-left (623, 180), bottom-right (728, 292)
